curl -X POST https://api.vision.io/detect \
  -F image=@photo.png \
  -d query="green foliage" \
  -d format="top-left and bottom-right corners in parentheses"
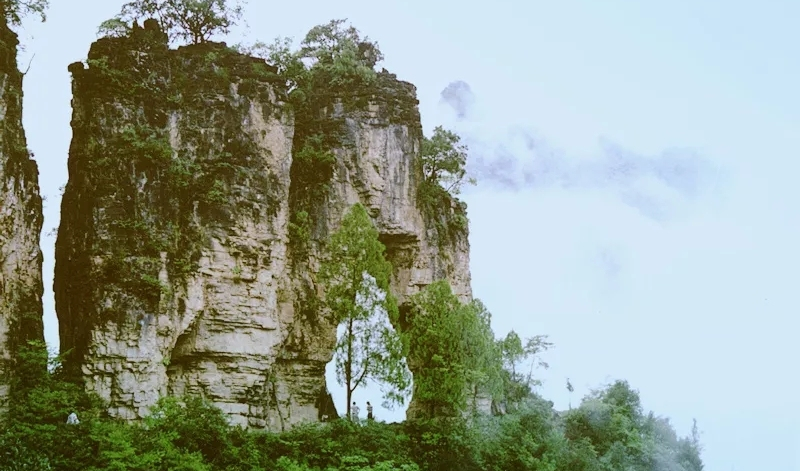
top-left (420, 126), bottom-right (474, 196)
top-left (99, 0), bottom-right (245, 45)
top-left (238, 37), bottom-right (304, 92)
top-left (288, 210), bottom-right (311, 251)
top-left (498, 330), bottom-right (554, 409)
top-left (405, 281), bottom-right (501, 418)
top-left (285, 131), bottom-right (338, 261)
top-left (7, 339), bottom-right (47, 399)
top-left (1, 0), bottom-right (48, 26)
top-left (318, 204), bottom-right (411, 417)
top-left (246, 19), bottom-right (382, 96)
top-left (0, 365), bottom-right (705, 471)
top-left (292, 133), bottom-right (337, 199)
top-left (463, 300), bottom-right (504, 406)
top-left (416, 127), bottom-right (474, 248)
top-left (319, 204), bottom-right (394, 322)
top-left (474, 399), bottom-right (568, 471)
top-left (2, 341), bottom-right (106, 470)
top-left (298, 19), bottom-right (383, 88)
top-left (558, 380), bottom-right (709, 471)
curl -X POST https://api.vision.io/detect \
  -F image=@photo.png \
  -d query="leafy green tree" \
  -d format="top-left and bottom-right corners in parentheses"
top-left (475, 398), bottom-right (568, 471)
top-left (298, 19), bottom-right (382, 78)
top-left (562, 380), bottom-right (706, 471)
top-left (406, 281), bottom-right (499, 417)
top-left (499, 331), bottom-right (524, 377)
top-left (639, 412), bottom-right (701, 471)
top-left (319, 203), bottom-right (411, 419)
top-left (497, 330), bottom-right (553, 407)
top-left (99, 0), bottom-right (245, 45)
top-left (420, 126), bottom-right (475, 196)
top-left (498, 332), bottom-right (527, 406)
top-left (676, 419), bottom-right (705, 471)
top-left (521, 334), bottom-right (552, 387)
top-left (238, 37), bottom-right (305, 92)
top-left (244, 18), bottom-right (382, 99)
top-left (7, 339), bottom-right (48, 406)
top-left (88, 396), bottom-right (238, 471)
top-left (2, 341), bottom-right (105, 470)
top-left (0, 0), bottom-right (48, 26)
top-left (405, 281), bottom-right (466, 417)
top-left (590, 379), bottom-right (643, 420)
top-left (463, 300), bottom-right (504, 409)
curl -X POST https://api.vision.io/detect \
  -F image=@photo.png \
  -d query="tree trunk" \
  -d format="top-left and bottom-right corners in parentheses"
top-left (345, 317), bottom-right (354, 420)
top-left (346, 386), bottom-right (352, 421)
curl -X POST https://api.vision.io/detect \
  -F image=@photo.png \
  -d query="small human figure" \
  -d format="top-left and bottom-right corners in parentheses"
top-left (366, 401), bottom-right (374, 421)
top-left (351, 401), bottom-right (360, 421)
top-left (66, 412), bottom-right (80, 425)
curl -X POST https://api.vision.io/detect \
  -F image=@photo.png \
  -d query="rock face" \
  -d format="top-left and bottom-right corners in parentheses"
top-left (0, 19), bottom-right (45, 416)
top-left (55, 24), bottom-right (471, 430)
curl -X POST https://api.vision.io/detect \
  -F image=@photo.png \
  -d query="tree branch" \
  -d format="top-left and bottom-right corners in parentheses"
top-left (22, 53), bottom-right (35, 75)
top-left (351, 357), bottom-right (370, 392)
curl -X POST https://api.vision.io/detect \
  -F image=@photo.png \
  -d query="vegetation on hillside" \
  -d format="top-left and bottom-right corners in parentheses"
top-left (0, 338), bottom-right (705, 471)
top-left (416, 126), bottom-right (475, 247)
top-left (4, 204), bottom-right (705, 470)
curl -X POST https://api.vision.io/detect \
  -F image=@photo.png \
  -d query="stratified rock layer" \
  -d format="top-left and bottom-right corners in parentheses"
top-left (55, 24), bottom-right (471, 430)
top-left (0, 18), bottom-right (44, 416)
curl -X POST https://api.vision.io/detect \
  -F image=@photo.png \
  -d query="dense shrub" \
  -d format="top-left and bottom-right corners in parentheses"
top-left (0, 378), bottom-right (704, 471)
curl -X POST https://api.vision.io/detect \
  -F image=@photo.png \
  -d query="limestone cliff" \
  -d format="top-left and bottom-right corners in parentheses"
top-left (55, 22), bottom-right (471, 430)
top-left (0, 18), bottom-right (45, 415)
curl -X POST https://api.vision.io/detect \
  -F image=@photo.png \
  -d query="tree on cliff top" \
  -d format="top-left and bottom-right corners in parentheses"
top-left (298, 19), bottom-right (383, 72)
top-left (240, 19), bottom-right (383, 94)
top-left (421, 126), bottom-right (475, 196)
top-left (99, 0), bottom-right (245, 45)
top-left (318, 203), bottom-right (411, 420)
top-left (1, 0), bottom-right (48, 26)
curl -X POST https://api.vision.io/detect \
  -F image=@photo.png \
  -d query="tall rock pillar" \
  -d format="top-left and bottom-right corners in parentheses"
top-left (0, 17), bottom-right (45, 416)
top-left (55, 23), bottom-right (295, 425)
top-left (55, 24), bottom-right (473, 430)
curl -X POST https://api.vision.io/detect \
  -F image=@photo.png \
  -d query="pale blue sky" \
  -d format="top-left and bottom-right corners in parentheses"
top-left (15, 1), bottom-right (800, 470)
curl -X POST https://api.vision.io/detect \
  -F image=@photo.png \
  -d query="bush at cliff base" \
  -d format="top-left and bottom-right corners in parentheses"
top-left (0, 377), bottom-right (704, 471)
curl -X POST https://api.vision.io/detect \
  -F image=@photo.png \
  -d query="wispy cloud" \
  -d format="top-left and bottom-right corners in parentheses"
top-left (439, 81), bottom-right (724, 223)
top-left (439, 80), bottom-right (476, 120)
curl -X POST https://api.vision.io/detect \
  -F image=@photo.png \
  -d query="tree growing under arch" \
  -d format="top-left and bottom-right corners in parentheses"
top-left (318, 203), bottom-right (411, 420)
